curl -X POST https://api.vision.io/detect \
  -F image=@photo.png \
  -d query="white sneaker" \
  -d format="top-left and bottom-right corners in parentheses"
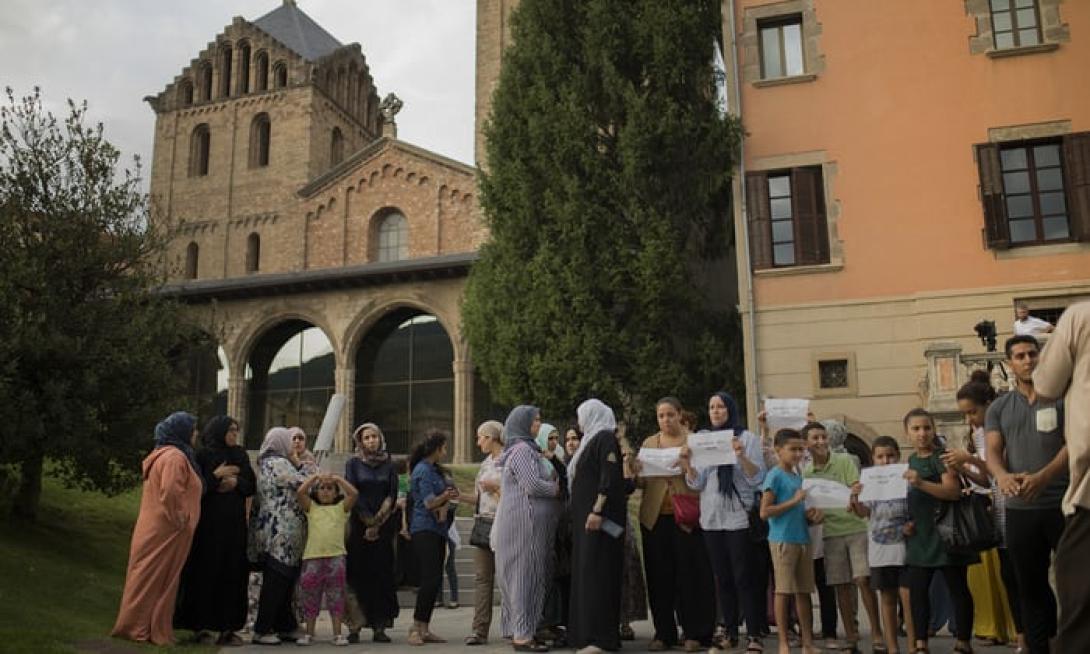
top-left (253, 633), bottom-right (281, 645)
top-left (333, 634), bottom-right (349, 646)
top-left (296, 634), bottom-right (313, 646)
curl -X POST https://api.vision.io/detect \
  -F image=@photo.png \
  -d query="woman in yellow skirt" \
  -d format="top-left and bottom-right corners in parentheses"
top-left (943, 372), bottom-right (1024, 651)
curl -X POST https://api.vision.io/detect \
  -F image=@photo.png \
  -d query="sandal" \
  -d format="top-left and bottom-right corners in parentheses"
top-left (466, 634), bottom-right (487, 646)
top-left (217, 632), bottom-right (244, 647)
top-left (745, 637), bottom-right (764, 653)
top-left (513, 640), bottom-right (549, 652)
top-left (648, 640), bottom-right (668, 652)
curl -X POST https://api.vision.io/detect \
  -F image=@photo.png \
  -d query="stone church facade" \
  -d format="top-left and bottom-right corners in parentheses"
top-left (148, 1), bottom-right (489, 460)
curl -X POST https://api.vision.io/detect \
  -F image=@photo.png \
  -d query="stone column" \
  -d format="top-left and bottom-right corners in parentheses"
top-left (452, 359), bottom-right (475, 463)
top-left (335, 367), bottom-right (356, 453)
top-left (228, 374), bottom-right (248, 443)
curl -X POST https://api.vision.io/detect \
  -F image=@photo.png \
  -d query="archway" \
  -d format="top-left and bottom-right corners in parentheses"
top-left (245, 320), bottom-right (335, 448)
top-left (179, 336), bottom-right (229, 421)
top-left (355, 309), bottom-right (453, 455)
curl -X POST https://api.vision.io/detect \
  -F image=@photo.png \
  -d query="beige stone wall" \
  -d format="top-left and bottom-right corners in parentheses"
top-left (751, 281), bottom-right (1090, 441)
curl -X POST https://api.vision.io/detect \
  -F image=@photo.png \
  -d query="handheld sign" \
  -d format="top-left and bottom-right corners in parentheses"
top-left (802, 478), bottom-right (852, 510)
top-left (637, 447), bottom-right (682, 477)
top-left (765, 398), bottom-right (809, 434)
top-left (688, 430), bottom-right (737, 469)
top-left (858, 464), bottom-right (909, 502)
top-left (313, 394), bottom-right (346, 469)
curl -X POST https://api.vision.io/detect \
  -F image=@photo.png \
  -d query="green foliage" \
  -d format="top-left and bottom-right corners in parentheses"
top-left (463, 0), bottom-right (745, 435)
top-left (0, 87), bottom-right (202, 514)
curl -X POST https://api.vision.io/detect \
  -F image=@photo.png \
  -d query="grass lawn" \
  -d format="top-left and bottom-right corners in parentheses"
top-left (0, 472), bottom-right (215, 653)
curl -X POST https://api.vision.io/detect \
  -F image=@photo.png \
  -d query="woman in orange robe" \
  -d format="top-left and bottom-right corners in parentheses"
top-left (111, 411), bottom-right (204, 645)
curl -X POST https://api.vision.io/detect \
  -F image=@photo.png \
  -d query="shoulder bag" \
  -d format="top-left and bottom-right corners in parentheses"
top-left (671, 477), bottom-right (701, 530)
top-left (934, 473), bottom-right (1000, 555)
top-left (469, 491), bottom-right (493, 549)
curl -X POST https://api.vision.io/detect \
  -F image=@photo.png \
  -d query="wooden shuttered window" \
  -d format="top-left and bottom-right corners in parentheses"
top-left (746, 171), bottom-right (773, 269)
top-left (745, 166), bottom-right (829, 270)
top-left (977, 132), bottom-right (1090, 249)
top-left (1063, 132), bottom-right (1090, 242)
top-left (792, 166), bottom-right (830, 266)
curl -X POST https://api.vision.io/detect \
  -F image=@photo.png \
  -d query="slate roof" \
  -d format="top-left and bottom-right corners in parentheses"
top-left (253, 1), bottom-right (343, 62)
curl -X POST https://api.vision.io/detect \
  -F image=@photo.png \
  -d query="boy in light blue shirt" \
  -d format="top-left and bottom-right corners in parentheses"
top-left (760, 428), bottom-right (824, 654)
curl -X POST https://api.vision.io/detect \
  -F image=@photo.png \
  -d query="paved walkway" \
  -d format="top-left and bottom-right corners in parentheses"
top-left (227, 605), bottom-right (994, 653)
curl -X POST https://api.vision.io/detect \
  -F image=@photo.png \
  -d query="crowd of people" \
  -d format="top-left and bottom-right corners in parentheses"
top-left (110, 302), bottom-right (1090, 654)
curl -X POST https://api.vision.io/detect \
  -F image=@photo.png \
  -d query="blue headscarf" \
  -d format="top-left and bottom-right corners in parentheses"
top-left (709, 392), bottom-right (745, 500)
top-left (154, 411), bottom-right (202, 479)
top-left (503, 405), bottom-right (541, 451)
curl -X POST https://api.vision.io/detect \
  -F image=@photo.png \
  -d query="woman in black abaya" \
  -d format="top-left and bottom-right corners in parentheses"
top-left (174, 415), bottom-right (256, 646)
top-left (567, 399), bottom-right (626, 652)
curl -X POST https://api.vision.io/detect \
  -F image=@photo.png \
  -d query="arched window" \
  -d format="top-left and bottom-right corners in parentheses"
top-left (249, 113), bottom-right (271, 168)
top-left (238, 42), bottom-right (251, 94)
top-left (376, 212), bottom-right (408, 262)
top-left (185, 242), bottom-right (199, 279)
top-left (219, 44), bottom-right (233, 97)
top-left (189, 124), bottom-right (210, 177)
top-left (273, 62), bottom-right (288, 88)
top-left (199, 62), bottom-right (213, 102)
top-left (246, 232), bottom-right (261, 273)
top-left (255, 52), bottom-right (269, 91)
top-left (178, 80), bottom-right (194, 107)
top-left (330, 127), bottom-right (344, 166)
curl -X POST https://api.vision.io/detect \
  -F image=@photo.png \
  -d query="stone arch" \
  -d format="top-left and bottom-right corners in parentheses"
top-left (254, 51), bottom-right (269, 91)
top-left (344, 297), bottom-right (463, 366)
top-left (238, 40), bottom-right (252, 94)
top-left (232, 309), bottom-right (341, 379)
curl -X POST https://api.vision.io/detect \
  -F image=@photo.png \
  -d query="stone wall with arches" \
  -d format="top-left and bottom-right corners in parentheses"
top-left (185, 276), bottom-right (480, 461)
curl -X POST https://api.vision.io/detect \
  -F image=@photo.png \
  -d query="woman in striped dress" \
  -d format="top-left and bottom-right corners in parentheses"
top-left (493, 405), bottom-right (561, 652)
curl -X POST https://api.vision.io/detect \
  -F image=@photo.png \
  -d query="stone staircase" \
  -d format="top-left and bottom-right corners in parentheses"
top-left (396, 516), bottom-right (498, 608)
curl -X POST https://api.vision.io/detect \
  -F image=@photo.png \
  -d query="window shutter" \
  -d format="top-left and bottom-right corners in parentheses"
top-left (975, 143), bottom-right (1009, 249)
top-left (792, 166), bottom-right (830, 266)
top-left (746, 171), bottom-right (772, 270)
top-left (1062, 132), bottom-right (1090, 242)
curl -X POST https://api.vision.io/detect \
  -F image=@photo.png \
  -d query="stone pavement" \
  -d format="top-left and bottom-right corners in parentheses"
top-left (227, 604), bottom-right (990, 653)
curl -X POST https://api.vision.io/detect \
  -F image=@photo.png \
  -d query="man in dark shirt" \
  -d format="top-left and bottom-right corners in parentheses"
top-left (986, 335), bottom-right (1069, 654)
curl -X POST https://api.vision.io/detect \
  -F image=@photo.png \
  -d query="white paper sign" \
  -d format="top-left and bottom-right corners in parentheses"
top-left (765, 398), bottom-right (810, 434)
top-left (637, 447), bottom-right (682, 477)
top-left (802, 478), bottom-right (852, 510)
top-left (858, 464), bottom-right (909, 502)
top-left (688, 430), bottom-right (737, 469)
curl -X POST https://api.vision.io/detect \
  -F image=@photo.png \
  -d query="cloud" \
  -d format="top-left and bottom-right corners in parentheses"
top-left (0, 0), bottom-right (476, 188)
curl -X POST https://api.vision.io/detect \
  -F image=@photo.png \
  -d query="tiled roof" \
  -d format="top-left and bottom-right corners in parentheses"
top-left (253, 1), bottom-right (343, 62)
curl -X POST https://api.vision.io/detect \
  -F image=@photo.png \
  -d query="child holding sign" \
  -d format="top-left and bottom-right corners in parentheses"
top-left (850, 436), bottom-right (914, 654)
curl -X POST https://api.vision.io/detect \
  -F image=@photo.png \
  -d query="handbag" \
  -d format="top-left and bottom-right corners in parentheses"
top-left (934, 477), bottom-right (1000, 555)
top-left (747, 491), bottom-right (769, 543)
top-left (470, 516), bottom-right (493, 549)
top-left (671, 478), bottom-right (701, 529)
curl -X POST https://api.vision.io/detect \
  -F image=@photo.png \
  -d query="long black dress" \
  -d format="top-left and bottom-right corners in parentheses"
top-left (568, 430), bottom-right (626, 651)
top-left (174, 443), bottom-right (256, 633)
top-left (345, 457), bottom-right (400, 629)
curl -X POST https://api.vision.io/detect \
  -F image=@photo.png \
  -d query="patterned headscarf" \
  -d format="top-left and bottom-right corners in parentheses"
top-left (503, 405), bottom-right (540, 451)
top-left (154, 411), bottom-right (202, 479)
top-left (258, 426), bottom-right (294, 461)
top-left (821, 419), bottom-right (849, 453)
top-left (569, 399), bottom-right (617, 486)
top-left (352, 422), bottom-right (390, 467)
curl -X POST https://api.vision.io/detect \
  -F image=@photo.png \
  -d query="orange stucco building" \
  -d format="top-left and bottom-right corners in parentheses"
top-left (723, 0), bottom-right (1090, 438)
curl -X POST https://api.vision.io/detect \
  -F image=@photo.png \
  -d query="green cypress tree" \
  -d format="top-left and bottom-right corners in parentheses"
top-left (463, 0), bottom-right (744, 433)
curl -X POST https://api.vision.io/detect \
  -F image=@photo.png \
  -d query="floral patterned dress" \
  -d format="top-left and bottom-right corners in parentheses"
top-left (248, 456), bottom-right (308, 569)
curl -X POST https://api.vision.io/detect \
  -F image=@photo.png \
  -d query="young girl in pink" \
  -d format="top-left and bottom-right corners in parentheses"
top-left (296, 473), bottom-right (358, 646)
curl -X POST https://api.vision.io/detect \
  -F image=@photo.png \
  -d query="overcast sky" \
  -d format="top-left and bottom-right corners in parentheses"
top-left (0, 0), bottom-right (476, 183)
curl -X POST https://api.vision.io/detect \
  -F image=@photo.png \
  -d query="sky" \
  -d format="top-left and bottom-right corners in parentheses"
top-left (0, 0), bottom-right (477, 184)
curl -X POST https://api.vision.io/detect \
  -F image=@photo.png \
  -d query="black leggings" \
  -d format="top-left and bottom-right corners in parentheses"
top-left (642, 516), bottom-right (716, 645)
top-left (814, 557), bottom-right (839, 639)
top-left (703, 529), bottom-right (762, 639)
top-left (907, 565), bottom-right (973, 643)
top-left (254, 562), bottom-right (300, 636)
top-left (412, 530), bottom-right (447, 624)
top-left (996, 548), bottom-right (1023, 633)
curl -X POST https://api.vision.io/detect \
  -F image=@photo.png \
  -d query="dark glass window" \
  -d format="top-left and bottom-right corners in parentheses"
top-left (189, 124), bottom-right (210, 177)
top-left (1000, 141), bottom-right (1069, 244)
top-left (768, 174), bottom-right (795, 266)
top-left (819, 359), bottom-right (849, 389)
top-left (356, 311), bottom-right (453, 454)
top-left (250, 113), bottom-right (271, 168)
top-left (990, 0), bottom-right (1041, 49)
top-left (758, 16), bottom-right (804, 79)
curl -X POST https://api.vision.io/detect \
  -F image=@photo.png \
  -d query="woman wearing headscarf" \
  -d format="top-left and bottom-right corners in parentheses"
top-left (636, 397), bottom-right (717, 652)
top-left (568, 399), bottom-right (626, 652)
top-left (344, 422), bottom-right (400, 643)
top-left (493, 405), bottom-right (561, 651)
top-left (537, 422), bottom-right (566, 462)
top-left (536, 422), bottom-right (572, 645)
top-left (248, 426), bottom-right (309, 645)
top-left (677, 392), bottom-right (766, 652)
top-left (174, 415), bottom-right (256, 646)
top-left (112, 411), bottom-right (204, 646)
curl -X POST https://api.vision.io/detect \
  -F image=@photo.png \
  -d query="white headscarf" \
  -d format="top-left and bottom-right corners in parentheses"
top-left (568, 399), bottom-right (617, 486)
top-left (258, 426), bottom-right (294, 461)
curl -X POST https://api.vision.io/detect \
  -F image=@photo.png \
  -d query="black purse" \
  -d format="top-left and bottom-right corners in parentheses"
top-left (747, 491), bottom-right (769, 543)
top-left (469, 493), bottom-right (493, 549)
top-left (934, 477), bottom-right (1000, 555)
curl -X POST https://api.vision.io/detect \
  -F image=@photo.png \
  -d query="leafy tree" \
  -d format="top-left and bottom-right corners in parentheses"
top-left (0, 88), bottom-right (200, 519)
top-left (463, 0), bottom-right (744, 434)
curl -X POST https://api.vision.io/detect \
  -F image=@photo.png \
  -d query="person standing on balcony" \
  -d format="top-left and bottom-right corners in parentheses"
top-left (1013, 302), bottom-right (1054, 338)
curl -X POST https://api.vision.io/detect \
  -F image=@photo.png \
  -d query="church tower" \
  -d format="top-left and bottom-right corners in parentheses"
top-left (474, 0), bottom-right (519, 168)
top-left (145, 0), bottom-right (382, 278)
